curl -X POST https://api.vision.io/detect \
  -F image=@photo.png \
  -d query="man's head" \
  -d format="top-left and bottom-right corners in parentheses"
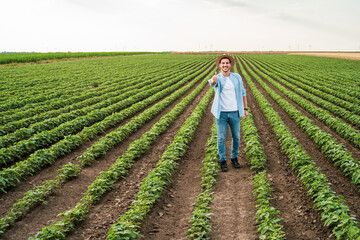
top-left (216, 54), bottom-right (234, 67)
top-left (216, 54), bottom-right (234, 73)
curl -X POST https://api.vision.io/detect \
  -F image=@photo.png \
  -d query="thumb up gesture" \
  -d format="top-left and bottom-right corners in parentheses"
top-left (211, 72), bottom-right (218, 85)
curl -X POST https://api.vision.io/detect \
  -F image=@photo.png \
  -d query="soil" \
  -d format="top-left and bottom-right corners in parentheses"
top-left (288, 52), bottom-right (360, 61)
top-left (209, 131), bottom-right (258, 240)
top-left (1, 56), bottom-right (359, 240)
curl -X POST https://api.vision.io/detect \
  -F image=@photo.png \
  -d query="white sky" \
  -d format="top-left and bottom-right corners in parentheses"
top-left (1, 0), bottom-right (359, 52)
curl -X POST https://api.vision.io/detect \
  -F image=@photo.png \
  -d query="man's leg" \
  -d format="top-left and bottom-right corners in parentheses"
top-left (215, 112), bottom-right (228, 171)
top-left (229, 111), bottom-right (241, 168)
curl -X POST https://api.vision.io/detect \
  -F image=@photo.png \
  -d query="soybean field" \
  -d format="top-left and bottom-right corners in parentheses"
top-left (0, 53), bottom-right (359, 239)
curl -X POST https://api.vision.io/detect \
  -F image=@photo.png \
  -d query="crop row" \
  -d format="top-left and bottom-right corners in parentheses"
top-left (186, 123), bottom-right (219, 239)
top-left (260, 54), bottom-right (360, 89)
top-left (240, 57), bottom-right (360, 189)
top-left (29, 70), bottom-right (214, 240)
top-left (0, 60), bottom-right (206, 148)
top-left (248, 56), bottom-right (360, 105)
top-left (250, 55), bottom-right (360, 99)
top-left (1, 68), bottom-right (99, 111)
top-left (0, 60), bottom-right (152, 109)
top-left (242, 108), bottom-right (285, 239)
top-left (1, 57), bottom-right (204, 114)
top-left (0, 58), bottom-right (204, 128)
top-left (245, 55), bottom-right (357, 98)
top-left (261, 63), bottom-right (360, 128)
top-left (0, 58), bottom-right (202, 124)
top-left (0, 79), bottom-right (149, 138)
top-left (0, 61), bottom-right (214, 192)
top-left (0, 54), bottom-right (207, 109)
top-left (0, 51), bottom-right (162, 65)
top-left (242, 57), bottom-right (360, 148)
top-left (0, 61), bottom-right (210, 166)
top-left (238, 57), bottom-right (360, 239)
top-left (0, 64), bottom-right (214, 235)
top-left (0, 90), bottom-right (74, 114)
top-left (0, 163), bottom-right (81, 235)
top-left (246, 56), bottom-right (360, 113)
top-left (251, 171), bottom-right (285, 239)
top-left (244, 57), bottom-right (360, 128)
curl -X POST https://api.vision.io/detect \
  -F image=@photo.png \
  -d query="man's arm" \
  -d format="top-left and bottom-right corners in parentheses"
top-left (243, 96), bottom-right (248, 120)
top-left (209, 72), bottom-right (218, 86)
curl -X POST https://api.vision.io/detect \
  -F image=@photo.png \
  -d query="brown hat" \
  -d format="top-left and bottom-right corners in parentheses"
top-left (216, 54), bottom-right (235, 66)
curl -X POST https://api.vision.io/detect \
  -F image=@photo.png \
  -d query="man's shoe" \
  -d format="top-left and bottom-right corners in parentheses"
top-left (220, 161), bottom-right (228, 172)
top-left (231, 158), bottom-right (241, 168)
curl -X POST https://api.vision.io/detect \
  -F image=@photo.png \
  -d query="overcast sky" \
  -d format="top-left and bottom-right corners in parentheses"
top-left (1, 0), bottom-right (359, 52)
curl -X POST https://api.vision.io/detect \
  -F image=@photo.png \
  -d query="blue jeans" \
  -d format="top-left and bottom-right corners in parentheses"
top-left (215, 111), bottom-right (241, 162)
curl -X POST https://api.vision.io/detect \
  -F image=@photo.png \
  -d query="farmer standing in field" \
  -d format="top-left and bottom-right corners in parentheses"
top-left (208, 54), bottom-right (248, 172)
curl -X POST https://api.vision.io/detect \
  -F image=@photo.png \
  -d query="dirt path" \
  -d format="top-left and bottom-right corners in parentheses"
top-left (209, 131), bottom-right (258, 239)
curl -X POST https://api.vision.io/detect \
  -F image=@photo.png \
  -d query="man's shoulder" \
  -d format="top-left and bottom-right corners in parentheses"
top-left (230, 72), bottom-right (242, 79)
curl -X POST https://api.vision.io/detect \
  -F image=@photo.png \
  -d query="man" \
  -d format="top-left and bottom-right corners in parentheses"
top-left (208, 54), bottom-right (248, 172)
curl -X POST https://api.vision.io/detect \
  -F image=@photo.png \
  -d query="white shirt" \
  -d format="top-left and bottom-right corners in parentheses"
top-left (220, 77), bottom-right (238, 112)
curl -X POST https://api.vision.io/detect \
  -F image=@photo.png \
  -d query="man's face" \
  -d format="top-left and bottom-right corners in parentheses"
top-left (219, 58), bottom-right (231, 72)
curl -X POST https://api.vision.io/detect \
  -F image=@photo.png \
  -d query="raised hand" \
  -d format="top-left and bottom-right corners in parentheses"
top-left (211, 72), bottom-right (218, 85)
